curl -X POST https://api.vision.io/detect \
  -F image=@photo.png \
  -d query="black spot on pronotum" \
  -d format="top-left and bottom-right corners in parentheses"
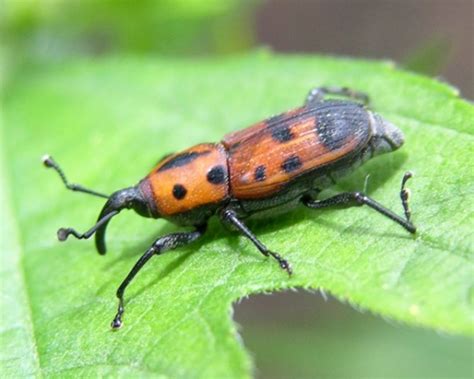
top-left (281, 155), bottom-right (302, 173)
top-left (172, 184), bottom-right (187, 200)
top-left (254, 165), bottom-right (266, 182)
top-left (158, 151), bottom-right (211, 172)
top-left (156, 152), bottom-right (174, 166)
top-left (207, 165), bottom-right (226, 185)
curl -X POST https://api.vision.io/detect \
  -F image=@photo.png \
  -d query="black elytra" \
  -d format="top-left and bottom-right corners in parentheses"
top-left (315, 101), bottom-right (368, 151)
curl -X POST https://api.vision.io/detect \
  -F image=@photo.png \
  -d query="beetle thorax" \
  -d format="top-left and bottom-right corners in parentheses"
top-left (142, 143), bottom-right (230, 218)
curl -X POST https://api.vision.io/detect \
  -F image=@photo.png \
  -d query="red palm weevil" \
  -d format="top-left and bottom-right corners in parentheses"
top-left (44, 87), bottom-right (416, 329)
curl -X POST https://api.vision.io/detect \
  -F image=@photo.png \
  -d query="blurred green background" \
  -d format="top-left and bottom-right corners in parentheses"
top-left (2, 1), bottom-right (473, 378)
top-left (2, 0), bottom-right (472, 98)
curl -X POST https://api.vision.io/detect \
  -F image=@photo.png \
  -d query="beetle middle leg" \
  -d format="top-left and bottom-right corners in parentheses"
top-left (220, 209), bottom-right (292, 275)
top-left (111, 224), bottom-right (207, 329)
top-left (302, 172), bottom-right (416, 233)
top-left (305, 86), bottom-right (370, 107)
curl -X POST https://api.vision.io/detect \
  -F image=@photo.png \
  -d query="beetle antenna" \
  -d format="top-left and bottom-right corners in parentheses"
top-left (57, 210), bottom-right (119, 242)
top-left (42, 155), bottom-right (110, 199)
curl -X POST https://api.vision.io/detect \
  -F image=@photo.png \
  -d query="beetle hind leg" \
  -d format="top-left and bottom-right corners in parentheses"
top-left (305, 86), bottom-right (370, 107)
top-left (220, 209), bottom-right (292, 275)
top-left (302, 171), bottom-right (416, 234)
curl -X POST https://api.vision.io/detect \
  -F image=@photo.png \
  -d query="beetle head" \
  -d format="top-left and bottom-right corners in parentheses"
top-left (95, 186), bottom-right (151, 254)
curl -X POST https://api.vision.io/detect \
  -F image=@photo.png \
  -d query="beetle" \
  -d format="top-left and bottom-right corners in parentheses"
top-left (44, 86), bottom-right (416, 329)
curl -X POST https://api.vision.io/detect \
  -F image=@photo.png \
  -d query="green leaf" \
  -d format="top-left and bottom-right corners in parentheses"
top-left (2, 53), bottom-right (473, 378)
top-left (402, 39), bottom-right (450, 76)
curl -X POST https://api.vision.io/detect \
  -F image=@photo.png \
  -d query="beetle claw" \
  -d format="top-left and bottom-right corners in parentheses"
top-left (111, 303), bottom-right (124, 330)
top-left (282, 260), bottom-right (293, 276)
top-left (268, 251), bottom-right (293, 276)
top-left (111, 319), bottom-right (122, 330)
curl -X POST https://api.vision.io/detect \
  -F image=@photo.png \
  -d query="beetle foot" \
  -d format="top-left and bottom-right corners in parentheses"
top-left (111, 316), bottom-right (123, 330)
top-left (268, 251), bottom-right (293, 276)
top-left (110, 301), bottom-right (124, 330)
top-left (111, 307), bottom-right (124, 330)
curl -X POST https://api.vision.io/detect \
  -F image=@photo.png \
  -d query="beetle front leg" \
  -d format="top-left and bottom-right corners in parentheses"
top-left (302, 172), bottom-right (416, 234)
top-left (220, 209), bottom-right (292, 275)
top-left (111, 224), bottom-right (207, 329)
top-left (305, 86), bottom-right (370, 107)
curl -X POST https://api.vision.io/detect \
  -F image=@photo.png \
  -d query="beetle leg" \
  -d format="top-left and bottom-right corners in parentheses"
top-left (305, 86), bottom-right (370, 107)
top-left (220, 209), bottom-right (292, 276)
top-left (302, 172), bottom-right (416, 234)
top-left (42, 155), bottom-right (110, 199)
top-left (111, 224), bottom-right (207, 330)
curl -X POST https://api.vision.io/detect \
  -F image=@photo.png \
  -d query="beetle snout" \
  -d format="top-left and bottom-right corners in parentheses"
top-left (371, 113), bottom-right (405, 155)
